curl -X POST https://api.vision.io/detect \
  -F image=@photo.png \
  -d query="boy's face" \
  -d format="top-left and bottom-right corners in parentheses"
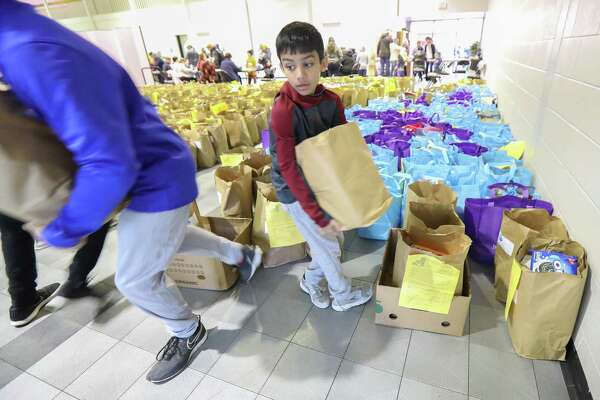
top-left (279, 50), bottom-right (326, 96)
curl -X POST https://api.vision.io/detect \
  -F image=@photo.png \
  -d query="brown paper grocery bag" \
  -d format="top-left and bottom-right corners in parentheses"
top-left (351, 88), bottom-right (369, 107)
top-left (405, 202), bottom-right (465, 236)
top-left (253, 109), bottom-right (269, 133)
top-left (295, 122), bottom-right (392, 229)
top-left (203, 122), bottom-right (229, 156)
top-left (193, 130), bottom-right (217, 169)
top-left (403, 181), bottom-right (457, 228)
top-left (495, 209), bottom-right (569, 303)
top-left (241, 153), bottom-right (272, 177)
top-left (0, 90), bottom-right (75, 224)
top-left (252, 184), bottom-right (306, 268)
top-left (221, 112), bottom-right (253, 148)
top-left (393, 229), bottom-right (471, 295)
top-left (186, 141), bottom-right (199, 171)
top-left (506, 237), bottom-right (588, 360)
top-left (214, 165), bottom-right (253, 218)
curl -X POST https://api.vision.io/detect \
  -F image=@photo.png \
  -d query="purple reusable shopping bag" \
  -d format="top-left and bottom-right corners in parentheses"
top-left (261, 129), bottom-right (270, 154)
top-left (464, 183), bottom-right (553, 265)
top-left (451, 142), bottom-right (488, 156)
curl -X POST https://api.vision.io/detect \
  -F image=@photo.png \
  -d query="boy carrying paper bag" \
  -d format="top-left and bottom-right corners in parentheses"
top-left (269, 22), bottom-right (379, 311)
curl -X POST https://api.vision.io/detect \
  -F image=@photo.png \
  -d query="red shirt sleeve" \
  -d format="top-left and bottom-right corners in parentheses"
top-left (271, 100), bottom-right (330, 228)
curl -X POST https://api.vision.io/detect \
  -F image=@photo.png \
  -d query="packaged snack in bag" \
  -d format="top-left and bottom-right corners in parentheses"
top-left (529, 250), bottom-right (578, 275)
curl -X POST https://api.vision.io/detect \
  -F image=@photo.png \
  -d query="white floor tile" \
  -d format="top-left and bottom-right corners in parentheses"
top-left (188, 318), bottom-right (242, 374)
top-left (87, 298), bottom-right (147, 340)
top-left (403, 330), bottom-right (469, 395)
top-left (244, 293), bottom-right (312, 341)
top-left (28, 327), bottom-right (117, 389)
top-left (123, 316), bottom-right (170, 355)
top-left (534, 360), bottom-right (570, 400)
top-left (469, 305), bottom-right (514, 354)
top-left (261, 343), bottom-right (341, 400)
top-left (65, 341), bottom-right (154, 400)
top-left (121, 367), bottom-right (204, 400)
top-left (188, 375), bottom-right (257, 400)
top-left (327, 360), bottom-right (401, 400)
top-left (344, 317), bottom-right (411, 375)
top-left (292, 307), bottom-right (361, 357)
top-left (0, 373), bottom-right (59, 400)
top-left (203, 285), bottom-right (271, 329)
top-left (52, 393), bottom-right (78, 400)
top-left (469, 343), bottom-right (538, 400)
top-left (398, 378), bottom-right (468, 400)
top-left (209, 330), bottom-right (288, 392)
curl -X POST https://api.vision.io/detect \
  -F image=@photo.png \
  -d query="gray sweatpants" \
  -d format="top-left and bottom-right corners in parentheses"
top-left (282, 202), bottom-right (351, 300)
top-left (115, 206), bottom-right (244, 338)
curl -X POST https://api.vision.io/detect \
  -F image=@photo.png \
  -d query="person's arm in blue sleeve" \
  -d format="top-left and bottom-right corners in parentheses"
top-left (2, 43), bottom-right (140, 248)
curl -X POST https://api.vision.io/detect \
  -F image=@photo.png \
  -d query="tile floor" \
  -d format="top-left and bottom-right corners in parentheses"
top-left (0, 168), bottom-right (571, 400)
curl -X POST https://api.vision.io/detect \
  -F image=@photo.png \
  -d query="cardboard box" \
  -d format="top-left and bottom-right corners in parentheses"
top-left (375, 229), bottom-right (471, 336)
top-left (167, 217), bottom-right (252, 290)
top-left (393, 229), bottom-right (470, 296)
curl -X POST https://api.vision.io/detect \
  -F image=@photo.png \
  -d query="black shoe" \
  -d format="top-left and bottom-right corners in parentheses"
top-left (9, 283), bottom-right (60, 327)
top-left (146, 317), bottom-right (208, 384)
top-left (57, 279), bottom-right (98, 299)
top-left (238, 246), bottom-right (263, 282)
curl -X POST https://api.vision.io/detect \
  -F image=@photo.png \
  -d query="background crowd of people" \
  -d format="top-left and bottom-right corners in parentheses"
top-left (148, 31), bottom-right (479, 85)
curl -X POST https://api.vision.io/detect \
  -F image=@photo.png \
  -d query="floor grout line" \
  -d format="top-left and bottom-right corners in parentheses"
top-left (254, 303), bottom-right (315, 396)
top-left (323, 298), bottom-right (365, 400)
top-left (395, 329), bottom-right (413, 400)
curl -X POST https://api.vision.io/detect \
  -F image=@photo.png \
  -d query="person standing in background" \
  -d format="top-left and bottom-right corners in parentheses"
top-left (377, 32), bottom-right (393, 76)
top-left (424, 36), bottom-right (436, 75)
top-left (357, 46), bottom-right (368, 76)
top-left (258, 44), bottom-right (274, 79)
top-left (412, 40), bottom-right (426, 81)
top-left (220, 52), bottom-right (243, 83)
top-left (326, 37), bottom-right (342, 77)
top-left (246, 49), bottom-right (257, 85)
top-left (197, 53), bottom-right (217, 83)
top-left (389, 37), bottom-right (401, 76)
top-left (185, 45), bottom-right (199, 68)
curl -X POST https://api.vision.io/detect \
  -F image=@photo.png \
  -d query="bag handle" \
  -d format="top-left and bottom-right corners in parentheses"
top-left (190, 200), bottom-right (212, 231)
top-left (487, 182), bottom-right (530, 198)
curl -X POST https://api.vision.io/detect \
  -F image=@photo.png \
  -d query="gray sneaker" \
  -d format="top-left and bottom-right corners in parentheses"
top-left (146, 317), bottom-right (207, 384)
top-left (332, 282), bottom-right (373, 312)
top-left (300, 277), bottom-right (330, 309)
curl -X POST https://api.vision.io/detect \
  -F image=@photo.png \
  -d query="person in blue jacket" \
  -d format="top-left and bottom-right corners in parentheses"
top-left (0, 0), bottom-right (262, 384)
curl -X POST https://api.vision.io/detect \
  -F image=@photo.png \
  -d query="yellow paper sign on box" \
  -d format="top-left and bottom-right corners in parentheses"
top-left (265, 202), bottom-right (305, 248)
top-left (500, 141), bottom-right (526, 160)
top-left (210, 102), bottom-right (229, 115)
top-left (505, 259), bottom-right (523, 320)
top-left (398, 254), bottom-right (460, 315)
top-left (220, 153), bottom-right (244, 167)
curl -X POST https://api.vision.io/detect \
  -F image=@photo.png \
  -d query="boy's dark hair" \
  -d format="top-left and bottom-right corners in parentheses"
top-left (275, 21), bottom-right (324, 61)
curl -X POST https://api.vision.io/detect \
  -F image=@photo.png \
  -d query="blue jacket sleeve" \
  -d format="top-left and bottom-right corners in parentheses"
top-left (1, 43), bottom-right (140, 247)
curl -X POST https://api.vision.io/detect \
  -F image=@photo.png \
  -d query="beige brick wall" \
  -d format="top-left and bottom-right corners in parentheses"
top-left (482, 0), bottom-right (600, 396)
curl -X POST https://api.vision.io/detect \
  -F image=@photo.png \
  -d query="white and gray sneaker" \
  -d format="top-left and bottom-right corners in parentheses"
top-left (332, 282), bottom-right (373, 312)
top-left (300, 277), bottom-right (330, 309)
